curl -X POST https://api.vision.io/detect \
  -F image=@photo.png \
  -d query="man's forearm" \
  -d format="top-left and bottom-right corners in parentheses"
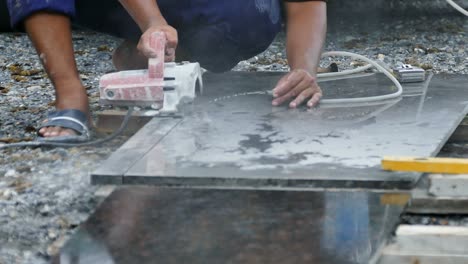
top-left (285, 2), bottom-right (327, 76)
top-left (119, 0), bottom-right (167, 31)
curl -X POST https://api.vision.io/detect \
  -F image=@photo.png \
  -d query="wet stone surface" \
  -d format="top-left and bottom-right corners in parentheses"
top-left (93, 72), bottom-right (468, 190)
top-left (0, 14), bottom-right (467, 263)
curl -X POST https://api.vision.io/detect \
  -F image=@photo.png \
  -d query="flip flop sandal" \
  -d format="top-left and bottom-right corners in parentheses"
top-left (37, 109), bottom-right (91, 143)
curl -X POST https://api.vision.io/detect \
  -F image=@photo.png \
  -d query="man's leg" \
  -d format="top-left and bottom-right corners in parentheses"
top-left (25, 12), bottom-right (89, 137)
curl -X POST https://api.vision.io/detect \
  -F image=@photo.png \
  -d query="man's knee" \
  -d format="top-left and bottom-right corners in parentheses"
top-left (179, 24), bottom-right (242, 73)
top-left (178, 20), bottom-right (280, 72)
top-left (164, 0), bottom-right (283, 72)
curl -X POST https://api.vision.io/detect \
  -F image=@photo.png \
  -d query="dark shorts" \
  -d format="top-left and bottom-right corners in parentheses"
top-left (76, 0), bottom-right (283, 72)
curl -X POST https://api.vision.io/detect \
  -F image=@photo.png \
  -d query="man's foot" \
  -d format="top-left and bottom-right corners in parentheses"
top-left (37, 109), bottom-right (91, 142)
top-left (38, 85), bottom-right (91, 139)
top-left (112, 40), bottom-right (147, 71)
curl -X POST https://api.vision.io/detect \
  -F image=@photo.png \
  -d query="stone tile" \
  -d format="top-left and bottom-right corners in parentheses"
top-left (91, 72), bottom-right (468, 189)
top-left (56, 187), bottom-right (408, 264)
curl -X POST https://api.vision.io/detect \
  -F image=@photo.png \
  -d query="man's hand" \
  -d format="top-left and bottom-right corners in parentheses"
top-left (279, 1), bottom-right (326, 108)
top-left (272, 69), bottom-right (322, 108)
top-left (138, 25), bottom-right (178, 62)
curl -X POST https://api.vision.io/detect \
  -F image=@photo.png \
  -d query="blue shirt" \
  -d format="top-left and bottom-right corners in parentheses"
top-left (7, 0), bottom-right (75, 27)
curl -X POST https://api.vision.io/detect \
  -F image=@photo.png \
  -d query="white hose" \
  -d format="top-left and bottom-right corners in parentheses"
top-left (318, 64), bottom-right (374, 78)
top-left (446, 0), bottom-right (468, 16)
top-left (317, 51), bottom-right (403, 105)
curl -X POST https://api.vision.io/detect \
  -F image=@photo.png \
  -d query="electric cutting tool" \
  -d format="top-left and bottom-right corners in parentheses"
top-left (99, 32), bottom-right (203, 112)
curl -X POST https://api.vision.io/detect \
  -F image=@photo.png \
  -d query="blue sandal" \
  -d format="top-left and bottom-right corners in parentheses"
top-left (37, 109), bottom-right (91, 143)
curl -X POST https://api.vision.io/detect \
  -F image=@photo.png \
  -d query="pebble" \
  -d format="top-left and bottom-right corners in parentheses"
top-left (1, 189), bottom-right (17, 200)
top-left (39, 205), bottom-right (51, 216)
top-left (47, 229), bottom-right (58, 240)
top-left (4, 169), bottom-right (16, 177)
top-left (46, 235), bottom-right (68, 257)
top-left (27, 85), bottom-right (41, 91)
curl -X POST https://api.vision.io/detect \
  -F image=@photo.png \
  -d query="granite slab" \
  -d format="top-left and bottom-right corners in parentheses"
top-left (92, 72), bottom-right (468, 189)
top-left (55, 187), bottom-right (409, 264)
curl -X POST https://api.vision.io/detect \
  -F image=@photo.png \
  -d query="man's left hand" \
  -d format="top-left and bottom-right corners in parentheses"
top-left (272, 69), bottom-right (322, 108)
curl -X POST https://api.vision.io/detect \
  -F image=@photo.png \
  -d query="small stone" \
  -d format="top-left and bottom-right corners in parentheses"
top-left (5, 169), bottom-right (17, 177)
top-left (12, 75), bottom-right (28, 82)
top-left (350, 60), bottom-right (367, 67)
top-left (414, 48), bottom-right (425, 54)
top-left (97, 45), bottom-right (112, 52)
top-left (16, 166), bottom-right (32, 173)
top-left (40, 205), bottom-right (51, 216)
top-left (57, 216), bottom-right (70, 229)
top-left (420, 63), bottom-right (434, 70)
top-left (9, 210), bottom-right (17, 218)
top-left (27, 85), bottom-right (41, 91)
top-left (1, 189), bottom-right (17, 200)
top-left (420, 217), bottom-right (430, 225)
top-left (439, 219), bottom-right (449, 226)
top-left (426, 47), bottom-right (440, 54)
top-left (48, 229), bottom-right (58, 240)
top-left (46, 235), bottom-right (68, 257)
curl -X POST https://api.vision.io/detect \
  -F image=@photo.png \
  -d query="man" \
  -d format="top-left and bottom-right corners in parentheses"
top-left (6, 0), bottom-right (326, 142)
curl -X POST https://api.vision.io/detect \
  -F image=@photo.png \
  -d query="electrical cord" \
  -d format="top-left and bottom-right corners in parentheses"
top-left (318, 51), bottom-right (403, 104)
top-left (446, 0), bottom-right (468, 16)
top-left (0, 107), bottom-right (134, 150)
top-left (318, 64), bottom-right (374, 78)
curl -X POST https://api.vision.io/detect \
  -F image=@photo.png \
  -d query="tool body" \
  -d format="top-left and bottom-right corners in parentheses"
top-left (99, 32), bottom-right (203, 112)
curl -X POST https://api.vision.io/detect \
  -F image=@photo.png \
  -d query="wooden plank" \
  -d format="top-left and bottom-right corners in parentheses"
top-left (91, 117), bottom-right (181, 185)
top-left (407, 192), bottom-right (468, 214)
top-left (429, 174), bottom-right (468, 197)
top-left (377, 225), bottom-right (468, 264)
top-left (395, 225), bottom-right (468, 254)
top-left (379, 245), bottom-right (468, 264)
top-left (406, 176), bottom-right (468, 214)
top-left (396, 225), bottom-right (468, 236)
top-left (382, 157), bottom-right (468, 174)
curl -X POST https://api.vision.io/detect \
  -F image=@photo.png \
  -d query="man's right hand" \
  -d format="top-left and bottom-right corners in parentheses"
top-left (138, 25), bottom-right (178, 62)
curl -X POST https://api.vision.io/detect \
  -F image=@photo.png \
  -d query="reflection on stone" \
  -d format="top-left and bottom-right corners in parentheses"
top-left (57, 187), bottom-right (408, 264)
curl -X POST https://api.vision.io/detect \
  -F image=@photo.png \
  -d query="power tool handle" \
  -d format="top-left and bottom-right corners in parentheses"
top-left (148, 32), bottom-right (166, 79)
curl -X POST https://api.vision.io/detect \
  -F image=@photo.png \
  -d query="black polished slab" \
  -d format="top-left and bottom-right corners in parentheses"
top-left (92, 72), bottom-right (468, 189)
top-left (56, 187), bottom-right (409, 264)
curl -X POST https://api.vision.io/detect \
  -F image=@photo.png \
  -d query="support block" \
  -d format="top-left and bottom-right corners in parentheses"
top-left (378, 225), bottom-right (468, 264)
top-left (429, 174), bottom-right (468, 197)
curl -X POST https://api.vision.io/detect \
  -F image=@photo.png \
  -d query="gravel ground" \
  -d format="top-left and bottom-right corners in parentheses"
top-left (0, 14), bottom-right (467, 264)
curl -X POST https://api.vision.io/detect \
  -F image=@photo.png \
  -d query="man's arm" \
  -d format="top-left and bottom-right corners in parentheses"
top-left (119, 0), bottom-right (177, 61)
top-left (285, 1), bottom-right (327, 76)
top-left (272, 1), bottom-right (327, 108)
